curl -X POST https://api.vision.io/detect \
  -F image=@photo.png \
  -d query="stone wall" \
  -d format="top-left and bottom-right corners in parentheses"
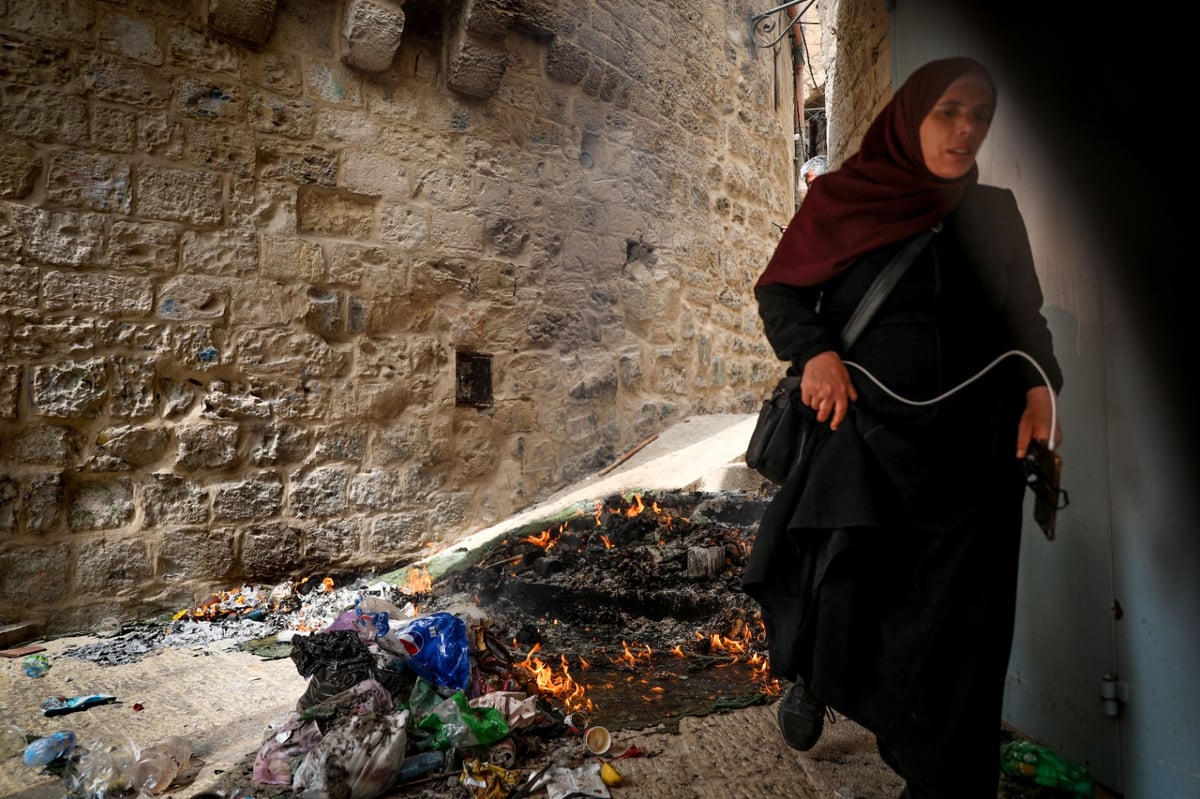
top-left (0, 0), bottom-right (795, 635)
top-left (820, 0), bottom-right (889, 167)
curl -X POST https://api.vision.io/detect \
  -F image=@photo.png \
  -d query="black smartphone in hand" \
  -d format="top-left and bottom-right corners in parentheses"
top-left (1025, 439), bottom-right (1066, 540)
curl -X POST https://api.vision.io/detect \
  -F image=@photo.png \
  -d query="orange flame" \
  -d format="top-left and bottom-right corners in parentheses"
top-left (402, 566), bottom-right (432, 594)
top-left (522, 529), bottom-right (555, 550)
top-left (709, 632), bottom-right (747, 654)
top-left (611, 640), bottom-right (654, 668)
top-left (516, 644), bottom-right (594, 713)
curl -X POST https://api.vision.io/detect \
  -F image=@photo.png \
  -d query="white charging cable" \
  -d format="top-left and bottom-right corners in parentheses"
top-left (843, 349), bottom-right (1059, 451)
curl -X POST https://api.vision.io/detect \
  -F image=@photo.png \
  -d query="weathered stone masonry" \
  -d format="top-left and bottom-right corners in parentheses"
top-left (0, 0), bottom-right (795, 635)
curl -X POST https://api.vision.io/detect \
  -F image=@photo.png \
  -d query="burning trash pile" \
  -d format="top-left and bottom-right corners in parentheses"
top-left (15, 489), bottom-right (776, 799)
top-left (434, 489), bottom-right (782, 728)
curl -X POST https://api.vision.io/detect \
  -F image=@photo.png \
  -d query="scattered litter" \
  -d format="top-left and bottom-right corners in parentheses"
top-left (23, 730), bottom-right (77, 767)
top-left (598, 761), bottom-right (623, 787)
top-left (487, 737), bottom-right (516, 768)
top-left (66, 731), bottom-right (138, 798)
top-left (415, 689), bottom-right (511, 751)
top-left (470, 691), bottom-right (540, 730)
top-left (608, 744), bottom-right (648, 762)
top-left (23, 653), bottom-right (51, 678)
top-left (41, 694), bottom-right (118, 717)
top-left (130, 735), bottom-right (191, 795)
top-left (1000, 739), bottom-right (1095, 798)
top-left (292, 709), bottom-right (409, 799)
top-left (252, 678), bottom-right (394, 785)
top-left (537, 762), bottom-right (610, 799)
top-left (14, 490), bottom-right (783, 799)
top-left (459, 758), bottom-right (520, 798)
top-left (583, 726), bottom-right (611, 755)
top-left (0, 723), bottom-right (27, 759)
top-left (393, 749), bottom-right (446, 784)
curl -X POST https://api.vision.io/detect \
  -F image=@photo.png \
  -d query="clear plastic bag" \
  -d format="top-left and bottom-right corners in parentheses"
top-left (253, 678), bottom-right (393, 785)
top-left (292, 709), bottom-right (409, 799)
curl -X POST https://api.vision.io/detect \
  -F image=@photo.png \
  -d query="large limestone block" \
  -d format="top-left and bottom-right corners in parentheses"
top-left (447, 34), bottom-right (508, 99)
top-left (208, 0), bottom-right (278, 44)
top-left (342, 0), bottom-right (405, 73)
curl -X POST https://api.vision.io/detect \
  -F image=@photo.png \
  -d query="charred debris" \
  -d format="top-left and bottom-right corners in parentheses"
top-left (50, 488), bottom-right (779, 798)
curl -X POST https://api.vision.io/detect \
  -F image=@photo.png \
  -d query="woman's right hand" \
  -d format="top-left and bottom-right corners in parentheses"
top-left (801, 350), bottom-right (858, 430)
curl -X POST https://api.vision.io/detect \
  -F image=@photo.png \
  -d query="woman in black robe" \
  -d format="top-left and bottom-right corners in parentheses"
top-left (742, 57), bottom-right (1064, 799)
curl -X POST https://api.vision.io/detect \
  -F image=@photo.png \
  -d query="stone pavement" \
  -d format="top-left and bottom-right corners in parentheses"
top-left (0, 414), bottom-right (1078, 799)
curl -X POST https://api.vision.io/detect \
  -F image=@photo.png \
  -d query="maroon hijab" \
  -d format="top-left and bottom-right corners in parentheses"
top-left (757, 56), bottom-right (996, 288)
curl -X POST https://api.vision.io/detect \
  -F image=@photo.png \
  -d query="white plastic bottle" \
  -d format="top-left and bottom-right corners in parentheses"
top-left (130, 735), bottom-right (191, 795)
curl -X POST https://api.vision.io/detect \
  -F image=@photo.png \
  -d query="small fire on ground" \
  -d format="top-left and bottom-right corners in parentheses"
top-left (440, 489), bottom-right (779, 726)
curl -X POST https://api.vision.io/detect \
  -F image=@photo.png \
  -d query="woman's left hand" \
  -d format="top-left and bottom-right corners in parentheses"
top-left (1017, 386), bottom-right (1063, 458)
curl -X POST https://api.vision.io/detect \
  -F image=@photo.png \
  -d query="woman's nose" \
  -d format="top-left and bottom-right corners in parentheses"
top-left (957, 118), bottom-right (980, 138)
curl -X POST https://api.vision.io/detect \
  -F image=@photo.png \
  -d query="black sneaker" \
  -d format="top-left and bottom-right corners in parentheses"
top-left (776, 679), bottom-right (826, 751)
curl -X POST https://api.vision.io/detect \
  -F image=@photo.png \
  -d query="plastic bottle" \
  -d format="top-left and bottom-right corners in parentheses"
top-left (23, 731), bottom-right (77, 767)
top-left (0, 723), bottom-right (27, 759)
top-left (68, 732), bottom-right (137, 798)
top-left (396, 749), bottom-right (446, 783)
top-left (130, 735), bottom-right (191, 795)
top-left (1000, 739), bottom-right (1095, 798)
top-left (23, 653), bottom-right (51, 678)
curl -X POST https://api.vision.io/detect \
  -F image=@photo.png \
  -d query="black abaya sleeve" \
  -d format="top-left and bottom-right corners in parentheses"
top-left (754, 282), bottom-right (839, 372)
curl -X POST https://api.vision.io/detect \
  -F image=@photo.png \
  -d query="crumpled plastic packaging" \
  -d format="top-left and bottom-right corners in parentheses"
top-left (380, 612), bottom-right (472, 692)
top-left (253, 722), bottom-right (323, 786)
top-left (459, 758), bottom-right (520, 799)
top-left (65, 731), bottom-right (138, 799)
top-left (536, 763), bottom-right (610, 799)
top-left (415, 691), bottom-right (510, 751)
top-left (289, 629), bottom-right (414, 711)
top-left (253, 678), bottom-right (393, 785)
top-left (41, 694), bottom-right (118, 716)
top-left (292, 708), bottom-right (409, 799)
top-left (469, 691), bottom-right (540, 730)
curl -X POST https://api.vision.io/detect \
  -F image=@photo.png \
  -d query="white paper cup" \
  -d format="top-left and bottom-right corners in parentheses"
top-left (584, 726), bottom-right (611, 755)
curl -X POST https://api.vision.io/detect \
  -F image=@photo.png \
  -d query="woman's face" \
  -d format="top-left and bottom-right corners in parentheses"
top-left (918, 74), bottom-right (994, 179)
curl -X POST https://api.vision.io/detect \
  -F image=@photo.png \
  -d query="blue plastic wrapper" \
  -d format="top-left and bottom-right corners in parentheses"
top-left (387, 613), bottom-right (471, 692)
top-left (41, 694), bottom-right (118, 716)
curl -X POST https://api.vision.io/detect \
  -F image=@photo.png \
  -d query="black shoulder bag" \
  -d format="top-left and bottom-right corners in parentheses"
top-left (745, 227), bottom-right (939, 485)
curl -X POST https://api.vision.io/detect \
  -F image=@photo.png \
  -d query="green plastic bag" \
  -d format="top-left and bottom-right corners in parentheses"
top-left (415, 691), bottom-right (510, 751)
top-left (1000, 740), bottom-right (1095, 798)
